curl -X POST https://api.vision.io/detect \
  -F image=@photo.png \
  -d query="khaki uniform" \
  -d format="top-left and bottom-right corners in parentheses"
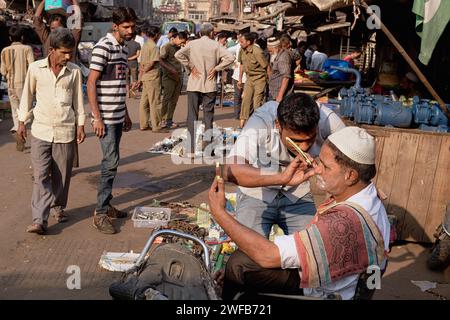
top-left (139, 39), bottom-right (162, 130)
top-left (239, 45), bottom-right (268, 120)
top-left (160, 42), bottom-right (182, 124)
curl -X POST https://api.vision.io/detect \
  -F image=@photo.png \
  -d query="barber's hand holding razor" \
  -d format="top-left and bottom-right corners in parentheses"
top-left (208, 176), bottom-right (227, 216)
top-left (280, 153), bottom-right (316, 186)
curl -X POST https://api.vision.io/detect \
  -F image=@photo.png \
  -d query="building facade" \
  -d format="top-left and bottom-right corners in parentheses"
top-left (184, 0), bottom-right (212, 22)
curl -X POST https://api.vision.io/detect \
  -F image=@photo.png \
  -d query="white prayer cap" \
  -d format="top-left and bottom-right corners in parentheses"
top-left (267, 37), bottom-right (280, 47)
top-left (327, 127), bottom-right (375, 165)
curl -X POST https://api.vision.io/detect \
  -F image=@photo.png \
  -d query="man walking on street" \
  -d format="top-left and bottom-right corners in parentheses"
top-left (33, 0), bottom-right (84, 167)
top-left (175, 23), bottom-right (234, 158)
top-left (17, 28), bottom-right (86, 234)
top-left (159, 31), bottom-right (187, 129)
top-left (1, 24), bottom-right (34, 151)
top-left (238, 32), bottom-right (268, 128)
top-left (87, 7), bottom-right (135, 234)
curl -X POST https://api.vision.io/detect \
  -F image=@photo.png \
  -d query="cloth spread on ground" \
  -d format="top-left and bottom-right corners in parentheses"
top-left (293, 199), bottom-right (386, 288)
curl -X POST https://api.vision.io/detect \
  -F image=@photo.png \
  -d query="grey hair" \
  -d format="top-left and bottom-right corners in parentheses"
top-left (200, 23), bottom-right (214, 37)
top-left (49, 27), bottom-right (75, 50)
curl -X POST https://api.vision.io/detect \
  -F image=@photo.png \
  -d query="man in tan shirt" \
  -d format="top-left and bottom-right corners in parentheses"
top-left (0, 24), bottom-right (34, 151)
top-left (136, 26), bottom-right (167, 133)
top-left (175, 23), bottom-right (234, 157)
top-left (17, 29), bottom-right (86, 235)
top-left (238, 32), bottom-right (268, 128)
top-left (159, 31), bottom-right (187, 129)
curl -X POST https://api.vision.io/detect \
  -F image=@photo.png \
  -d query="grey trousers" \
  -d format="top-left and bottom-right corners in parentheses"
top-left (31, 136), bottom-right (75, 226)
top-left (235, 190), bottom-right (316, 238)
top-left (187, 91), bottom-right (216, 153)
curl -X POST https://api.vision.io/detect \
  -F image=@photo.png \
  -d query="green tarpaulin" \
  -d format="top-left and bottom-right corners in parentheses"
top-left (413, 0), bottom-right (450, 65)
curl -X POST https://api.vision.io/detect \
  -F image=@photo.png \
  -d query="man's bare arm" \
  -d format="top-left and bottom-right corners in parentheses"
top-left (224, 155), bottom-right (314, 187)
top-left (159, 60), bottom-right (178, 76)
top-left (276, 77), bottom-right (290, 102)
top-left (87, 69), bottom-right (102, 119)
top-left (208, 179), bottom-right (281, 268)
top-left (34, 0), bottom-right (44, 17)
top-left (128, 50), bottom-right (140, 61)
top-left (224, 157), bottom-right (284, 187)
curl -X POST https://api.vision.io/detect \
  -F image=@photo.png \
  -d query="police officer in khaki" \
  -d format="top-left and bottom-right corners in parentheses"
top-left (159, 31), bottom-right (187, 129)
top-left (238, 32), bottom-right (268, 128)
top-left (137, 26), bottom-right (167, 132)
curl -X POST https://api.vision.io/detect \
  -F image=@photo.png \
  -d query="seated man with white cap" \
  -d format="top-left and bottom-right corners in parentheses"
top-left (209, 126), bottom-right (390, 300)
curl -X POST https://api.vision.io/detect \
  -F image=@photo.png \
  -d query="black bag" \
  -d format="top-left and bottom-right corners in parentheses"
top-left (109, 242), bottom-right (219, 300)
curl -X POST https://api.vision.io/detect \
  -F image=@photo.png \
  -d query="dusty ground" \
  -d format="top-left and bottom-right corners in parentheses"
top-left (0, 93), bottom-right (448, 300)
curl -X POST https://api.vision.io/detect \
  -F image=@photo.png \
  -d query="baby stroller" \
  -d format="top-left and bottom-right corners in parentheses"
top-left (109, 229), bottom-right (219, 300)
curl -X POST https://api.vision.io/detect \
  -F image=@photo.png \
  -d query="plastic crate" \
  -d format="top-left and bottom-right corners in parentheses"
top-left (131, 207), bottom-right (171, 228)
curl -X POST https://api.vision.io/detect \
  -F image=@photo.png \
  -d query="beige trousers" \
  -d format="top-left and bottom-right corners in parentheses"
top-left (139, 79), bottom-right (162, 130)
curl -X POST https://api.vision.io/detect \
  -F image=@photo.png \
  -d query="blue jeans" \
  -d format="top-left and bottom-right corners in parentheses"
top-left (235, 190), bottom-right (316, 238)
top-left (96, 123), bottom-right (123, 214)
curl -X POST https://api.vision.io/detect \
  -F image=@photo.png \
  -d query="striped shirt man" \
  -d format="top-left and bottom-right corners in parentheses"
top-left (89, 33), bottom-right (128, 124)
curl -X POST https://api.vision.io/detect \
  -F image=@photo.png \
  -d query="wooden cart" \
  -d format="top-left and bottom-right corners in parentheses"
top-left (359, 124), bottom-right (449, 243)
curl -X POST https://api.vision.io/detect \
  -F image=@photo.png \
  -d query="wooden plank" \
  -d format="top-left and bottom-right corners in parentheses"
top-left (373, 135), bottom-right (385, 185)
top-left (361, 124), bottom-right (450, 137)
top-left (387, 133), bottom-right (420, 240)
top-left (423, 137), bottom-right (450, 241)
top-left (403, 134), bottom-right (442, 242)
top-left (375, 132), bottom-right (402, 209)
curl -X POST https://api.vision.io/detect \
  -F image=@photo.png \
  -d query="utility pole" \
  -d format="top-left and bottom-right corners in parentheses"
top-left (239, 0), bottom-right (243, 20)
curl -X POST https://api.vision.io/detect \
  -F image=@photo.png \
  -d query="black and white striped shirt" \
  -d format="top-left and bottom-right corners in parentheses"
top-left (90, 33), bottom-right (128, 124)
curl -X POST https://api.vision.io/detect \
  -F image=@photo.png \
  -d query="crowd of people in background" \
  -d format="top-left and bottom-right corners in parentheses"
top-left (0, 6), bottom-right (362, 234)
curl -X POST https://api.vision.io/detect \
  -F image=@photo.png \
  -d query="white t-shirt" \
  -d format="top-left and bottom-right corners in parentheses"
top-left (228, 101), bottom-right (345, 203)
top-left (274, 182), bottom-right (390, 300)
top-left (135, 35), bottom-right (145, 63)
